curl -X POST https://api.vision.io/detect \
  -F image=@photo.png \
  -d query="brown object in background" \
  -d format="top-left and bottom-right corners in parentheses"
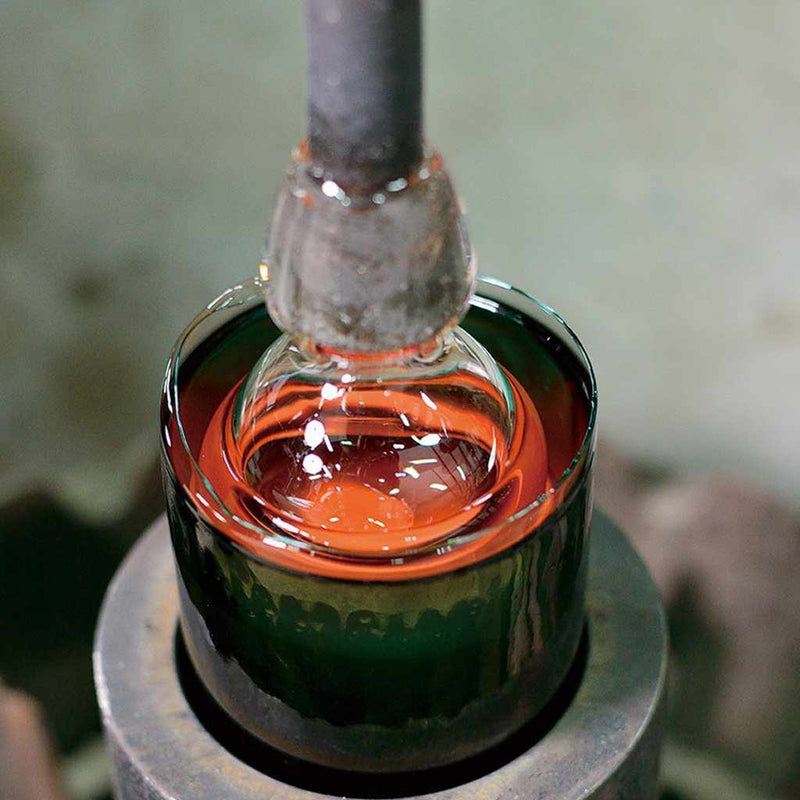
top-left (596, 443), bottom-right (800, 798)
top-left (0, 682), bottom-right (66, 800)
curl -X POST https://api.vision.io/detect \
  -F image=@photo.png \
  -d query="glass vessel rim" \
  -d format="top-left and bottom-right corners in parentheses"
top-left (162, 275), bottom-right (598, 564)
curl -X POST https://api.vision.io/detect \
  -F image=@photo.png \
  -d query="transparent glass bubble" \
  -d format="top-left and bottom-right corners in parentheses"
top-left (228, 328), bottom-right (520, 557)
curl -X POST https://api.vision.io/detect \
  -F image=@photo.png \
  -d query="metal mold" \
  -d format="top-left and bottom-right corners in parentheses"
top-left (94, 511), bottom-right (666, 799)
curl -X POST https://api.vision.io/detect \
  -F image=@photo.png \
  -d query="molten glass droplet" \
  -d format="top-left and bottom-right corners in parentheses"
top-left (197, 328), bottom-right (549, 558)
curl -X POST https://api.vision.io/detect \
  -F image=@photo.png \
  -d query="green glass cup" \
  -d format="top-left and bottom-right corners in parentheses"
top-left (161, 276), bottom-right (597, 772)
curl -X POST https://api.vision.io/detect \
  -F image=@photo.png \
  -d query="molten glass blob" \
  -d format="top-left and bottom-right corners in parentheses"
top-left (197, 328), bottom-right (549, 559)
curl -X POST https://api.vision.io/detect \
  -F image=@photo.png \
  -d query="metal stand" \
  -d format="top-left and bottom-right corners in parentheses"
top-left (94, 512), bottom-right (667, 799)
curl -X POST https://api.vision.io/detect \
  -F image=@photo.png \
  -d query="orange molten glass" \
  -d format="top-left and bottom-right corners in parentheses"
top-left (197, 368), bottom-right (549, 563)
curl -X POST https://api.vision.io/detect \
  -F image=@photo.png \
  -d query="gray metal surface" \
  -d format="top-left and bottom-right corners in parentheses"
top-left (306, 0), bottom-right (422, 188)
top-left (94, 511), bottom-right (667, 799)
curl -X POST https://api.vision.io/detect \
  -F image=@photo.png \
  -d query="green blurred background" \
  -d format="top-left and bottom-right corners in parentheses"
top-left (1, 2), bottom-right (798, 799)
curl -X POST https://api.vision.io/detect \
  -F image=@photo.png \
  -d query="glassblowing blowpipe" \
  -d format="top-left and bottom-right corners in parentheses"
top-left (194, 1), bottom-right (550, 562)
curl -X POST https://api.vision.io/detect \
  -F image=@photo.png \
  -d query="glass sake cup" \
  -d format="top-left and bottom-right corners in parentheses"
top-left (160, 276), bottom-right (597, 773)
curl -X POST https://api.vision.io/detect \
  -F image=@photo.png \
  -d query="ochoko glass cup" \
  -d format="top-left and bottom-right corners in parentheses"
top-left (160, 276), bottom-right (597, 773)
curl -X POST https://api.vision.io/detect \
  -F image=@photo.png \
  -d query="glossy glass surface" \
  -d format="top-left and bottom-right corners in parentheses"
top-left (201, 326), bottom-right (549, 563)
top-left (161, 277), bottom-right (596, 771)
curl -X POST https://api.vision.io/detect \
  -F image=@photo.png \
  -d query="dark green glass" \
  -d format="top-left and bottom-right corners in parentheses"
top-left (161, 277), bottom-right (597, 772)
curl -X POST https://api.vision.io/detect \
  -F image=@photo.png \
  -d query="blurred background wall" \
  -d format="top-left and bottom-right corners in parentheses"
top-left (1, 2), bottom-right (798, 799)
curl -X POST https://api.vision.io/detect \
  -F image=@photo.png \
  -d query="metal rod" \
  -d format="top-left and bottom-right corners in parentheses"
top-left (305, 0), bottom-right (423, 189)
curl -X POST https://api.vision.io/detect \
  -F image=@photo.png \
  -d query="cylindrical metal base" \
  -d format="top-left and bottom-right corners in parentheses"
top-left (94, 512), bottom-right (667, 800)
